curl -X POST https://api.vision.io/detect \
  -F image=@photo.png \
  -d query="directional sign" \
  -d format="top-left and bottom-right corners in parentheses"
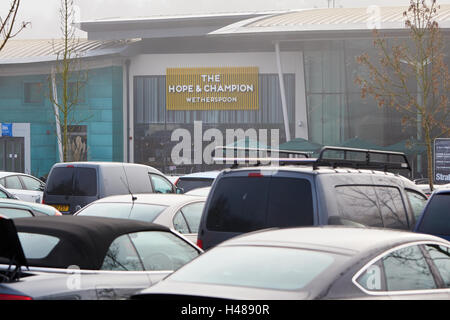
top-left (434, 138), bottom-right (450, 183)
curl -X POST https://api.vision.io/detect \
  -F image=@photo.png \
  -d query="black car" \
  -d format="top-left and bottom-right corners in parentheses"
top-left (0, 216), bottom-right (202, 300)
top-left (133, 226), bottom-right (450, 300)
top-left (197, 146), bottom-right (428, 249)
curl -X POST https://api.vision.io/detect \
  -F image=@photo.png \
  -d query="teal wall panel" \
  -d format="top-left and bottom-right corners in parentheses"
top-left (0, 65), bottom-right (124, 177)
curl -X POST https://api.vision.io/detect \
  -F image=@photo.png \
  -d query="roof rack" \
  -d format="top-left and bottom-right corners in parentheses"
top-left (212, 146), bottom-right (411, 172)
top-left (214, 146), bottom-right (311, 158)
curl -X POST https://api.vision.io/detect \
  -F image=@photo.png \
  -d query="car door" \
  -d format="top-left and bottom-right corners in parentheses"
top-left (18, 175), bottom-right (44, 203)
top-left (149, 174), bottom-right (175, 194)
top-left (354, 243), bottom-right (450, 299)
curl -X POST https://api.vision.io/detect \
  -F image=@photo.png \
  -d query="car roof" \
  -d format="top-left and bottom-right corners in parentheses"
top-left (179, 171), bottom-right (220, 179)
top-left (91, 193), bottom-right (206, 206)
top-left (221, 226), bottom-right (447, 255)
top-left (51, 161), bottom-right (163, 173)
top-left (0, 171), bottom-right (38, 179)
top-left (12, 216), bottom-right (171, 270)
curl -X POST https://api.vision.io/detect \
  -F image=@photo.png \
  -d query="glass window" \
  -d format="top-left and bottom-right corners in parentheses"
top-left (21, 176), bottom-right (42, 191)
top-left (129, 231), bottom-right (199, 271)
top-left (150, 174), bottom-right (174, 194)
top-left (18, 233), bottom-right (60, 259)
top-left (266, 177), bottom-right (314, 228)
top-left (0, 190), bottom-right (8, 198)
top-left (46, 167), bottom-right (75, 195)
top-left (179, 202), bottom-right (205, 233)
top-left (173, 212), bottom-right (190, 234)
top-left (74, 168), bottom-right (97, 196)
top-left (177, 178), bottom-right (213, 193)
top-left (424, 244), bottom-right (450, 288)
top-left (383, 245), bottom-right (436, 291)
top-left (5, 176), bottom-right (23, 189)
top-left (406, 190), bottom-right (428, 221)
top-left (206, 176), bottom-right (270, 232)
top-left (374, 187), bottom-right (409, 230)
top-left (0, 178), bottom-right (5, 187)
top-left (101, 234), bottom-right (144, 271)
top-left (168, 246), bottom-right (338, 290)
top-left (335, 186), bottom-right (383, 227)
top-left (417, 194), bottom-right (450, 236)
top-left (356, 261), bottom-right (385, 291)
top-left (76, 202), bottom-right (166, 223)
top-left (0, 207), bottom-right (33, 218)
top-left (24, 82), bottom-right (43, 104)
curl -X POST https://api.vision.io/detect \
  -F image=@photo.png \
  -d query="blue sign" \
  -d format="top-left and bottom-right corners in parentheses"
top-left (434, 138), bottom-right (450, 184)
top-left (1, 123), bottom-right (12, 137)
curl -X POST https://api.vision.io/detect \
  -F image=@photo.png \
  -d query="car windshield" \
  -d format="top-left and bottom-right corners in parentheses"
top-left (418, 193), bottom-right (450, 236)
top-left (167, 246), bottom-right (339, 290)
top-left (76, 202), bottom-right (167, 222)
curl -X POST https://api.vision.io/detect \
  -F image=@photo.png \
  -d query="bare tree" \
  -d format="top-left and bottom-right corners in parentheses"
top-left (0, 0), bottom-right (29, 52)
top-left (356, 0), bottom-right (450, 191)
top-left (49, 0), bottom-right (88, 162)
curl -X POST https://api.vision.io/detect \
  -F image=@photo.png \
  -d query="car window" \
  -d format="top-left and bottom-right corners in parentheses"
top-left (0, 190), bottom-right (8, 198)
top-left (423, 244), bottom-right (450, 288)
top-left (101, 234), bottom-right (144, 271)
top-left (406, 189), bottom-right (428, 221)
top-left (374, 186), bottom-right (409, 230)
top-left (0, 207), bottom-right (33, 218)
top-left (356, 245), bottom-right (437, 292)
top-left (46, 167), bottom-right (97, 196)
top-left (335, 186), bottom-right (383, 227)
top-left (5, 176), bottom-right (23, 189)
top-left (18, 233), bottom-right (60, 259)
top-left (150, 174), bottom-right (174, 194)
top-left (206, 175), bottom-right (314, 233)
top-left (383, 245), bottom-right (436, 291)
top-left (129, 231), bottom-right (199, 271)
top-left (173, 212), bottom-right (190, 234)
top-left (177, 178), bottom-right (213, 192)
top-left (20, 176), bottom-right (42, 191)
top-left (76, 202), bottom-right (166, 223)
top-left (417, 193), bottom-right (450, 236)
top-left (0, 178), bottom-right (4, 187)
top-left (74, 168), bottom-right (97, 196)
top-left (168, 246), bottom-right (338, 290)
top-left (179, 201), bottom-right (205, 233)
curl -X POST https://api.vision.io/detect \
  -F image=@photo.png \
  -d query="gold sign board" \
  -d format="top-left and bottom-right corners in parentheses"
top-left (166, 67), bottom-right (259, 111)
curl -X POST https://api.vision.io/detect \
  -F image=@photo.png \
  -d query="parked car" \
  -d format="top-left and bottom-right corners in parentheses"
top-left (185, 187), bottom-right (211, 197)
top-left (0, 198), bottom-right (62, 218)
top-left (43, 162), bottom-right (179, 215)
top-left (0, 216), bottom-right (202, 300)
top-left (0, 185), bottom-right (18, 200)
top-left (0, 172), bottom-right (45, 203)
top-left (197, 146), bottom-right (428, 250)
top-left (415, 187), bottom-right (450, 241)
top-left (75, 194), bottom-right (206, 243)
top-left (174, 171), bottom-right (220, 193)
top-left (133, 226), bottom-right (450, 300)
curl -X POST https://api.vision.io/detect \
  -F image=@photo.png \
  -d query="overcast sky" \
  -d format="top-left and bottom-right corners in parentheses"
top-left (2, 0), bottom-right (450, 39)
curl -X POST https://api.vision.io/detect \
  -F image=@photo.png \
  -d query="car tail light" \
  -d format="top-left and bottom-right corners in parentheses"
top-left (0, 294), bottom-right (32, 300)
top-left (174, 177), bottom-right (180, 186)
top-left (196, 238), bottom-right (203, 249)
top-left (248, 172), bottom-right (263, 178)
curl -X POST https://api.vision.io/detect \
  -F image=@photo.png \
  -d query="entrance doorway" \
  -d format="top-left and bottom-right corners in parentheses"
top-left (0, 137), bottom-right (25, 173)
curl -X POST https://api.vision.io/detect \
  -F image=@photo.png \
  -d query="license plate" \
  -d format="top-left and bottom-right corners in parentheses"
top-left (51, 204), bottom-right (69, 212)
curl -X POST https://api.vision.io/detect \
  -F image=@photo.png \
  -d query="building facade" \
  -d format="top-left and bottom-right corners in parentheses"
top-left (1, 6), bottom-right (449, 178)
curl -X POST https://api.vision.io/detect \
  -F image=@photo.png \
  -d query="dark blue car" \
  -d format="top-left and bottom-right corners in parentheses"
top-left (415, 188), bottom-right (450, 241)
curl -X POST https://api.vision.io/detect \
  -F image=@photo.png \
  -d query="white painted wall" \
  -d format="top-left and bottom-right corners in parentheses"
top-left (126, 51), bottom-right (308, 162)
